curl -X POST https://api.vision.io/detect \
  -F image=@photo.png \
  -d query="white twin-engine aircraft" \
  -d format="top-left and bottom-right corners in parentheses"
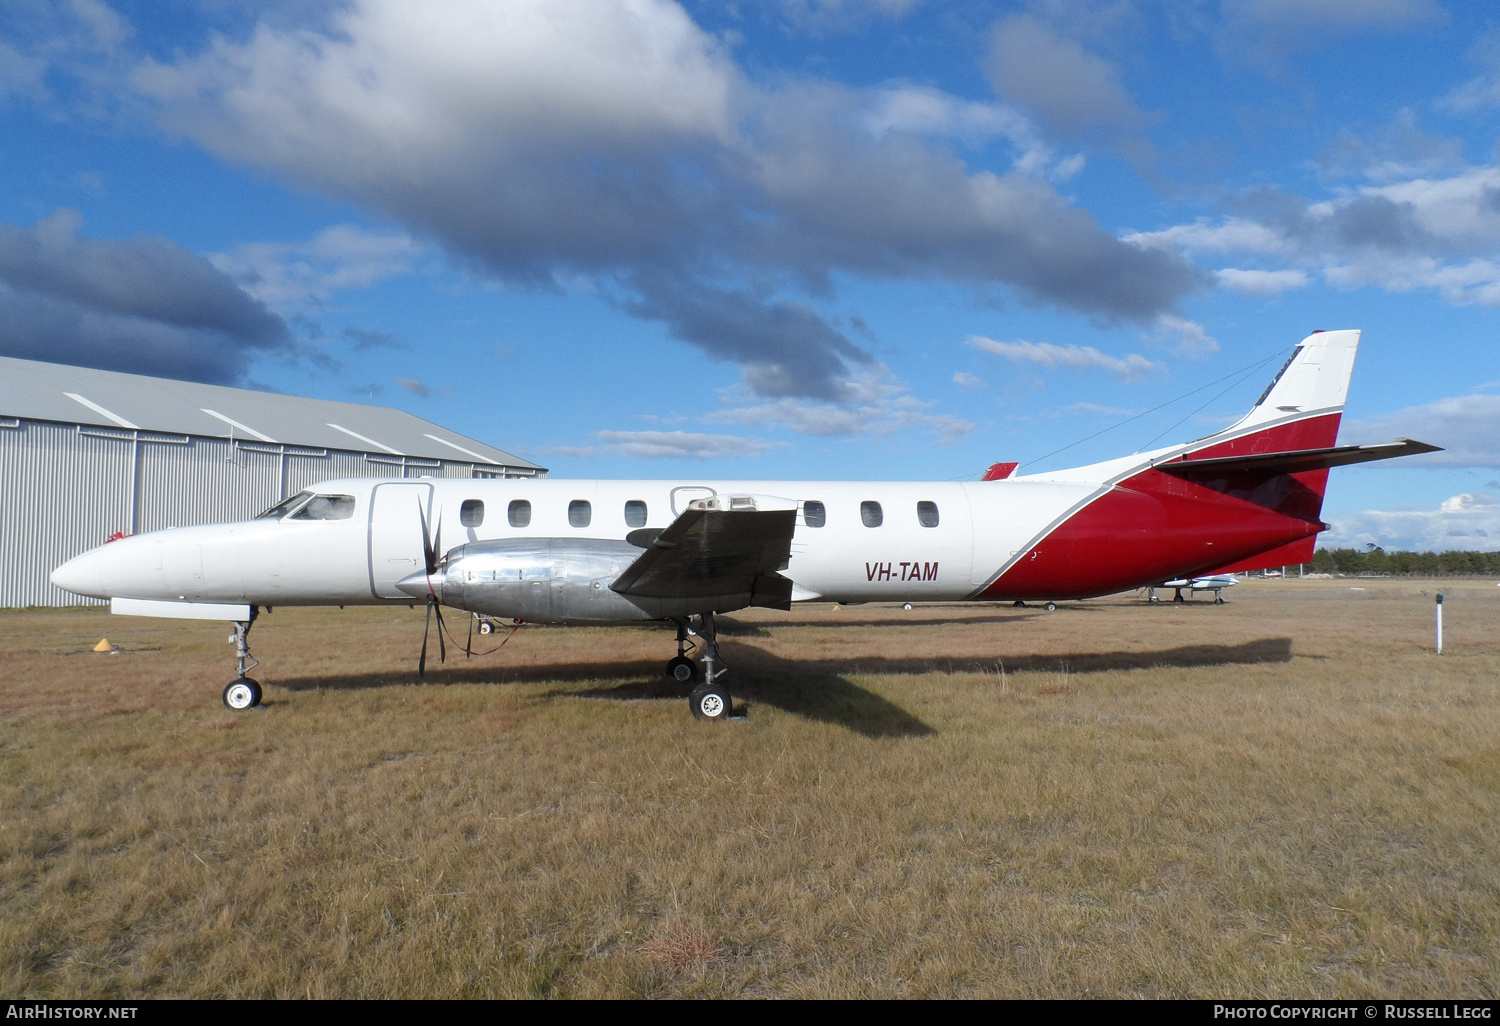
top-left (51, 330), bottom-right (1438, 720)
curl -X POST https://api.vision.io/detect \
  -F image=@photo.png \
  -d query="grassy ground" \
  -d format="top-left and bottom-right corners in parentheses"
top-left (1, 578), bottom-right (1497, 998)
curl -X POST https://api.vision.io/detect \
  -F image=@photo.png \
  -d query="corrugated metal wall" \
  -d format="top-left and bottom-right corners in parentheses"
top-left (1, 419), bottom-right (539, 607)
top-left (2, 421), bottom-right (132, 608)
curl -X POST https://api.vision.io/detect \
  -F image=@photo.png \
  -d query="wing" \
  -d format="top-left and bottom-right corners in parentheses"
top-left (610, 505), bottom-right (797, 611)
top-left (1156, 438), bottom-right (1441, 478)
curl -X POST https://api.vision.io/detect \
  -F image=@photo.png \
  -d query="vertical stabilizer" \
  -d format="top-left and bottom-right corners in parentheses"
top-left (1183, 329), bottom-right (1359, 459)
top-left (1212, 329), bottom-right (1360, 441)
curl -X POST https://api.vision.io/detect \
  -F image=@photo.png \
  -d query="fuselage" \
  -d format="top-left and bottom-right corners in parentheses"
top-left (47, 446), bottom-right (1321, 621)
top-left (50, 475), bottom-right (1089, 609)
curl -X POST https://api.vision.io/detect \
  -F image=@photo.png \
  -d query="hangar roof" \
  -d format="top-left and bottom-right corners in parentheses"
top-left (0, 355), bottom-right (544, 471)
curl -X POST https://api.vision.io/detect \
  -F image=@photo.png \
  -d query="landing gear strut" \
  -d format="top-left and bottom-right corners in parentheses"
top-left (664, 618), bottom-right (700, 685)
top-left (222, 609), bottom-right (262, 711)
top-left (687, 611), bottom-right (732, 721)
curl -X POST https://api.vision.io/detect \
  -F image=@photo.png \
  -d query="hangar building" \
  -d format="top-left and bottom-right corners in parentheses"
top-left (0, 355), bottom-right (545, 608)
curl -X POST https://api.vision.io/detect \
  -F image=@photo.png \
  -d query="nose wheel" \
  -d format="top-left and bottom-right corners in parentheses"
top-left (223, 678), bottom-right (262, 711)
top-left (222, 611), bottom-right (263, 711)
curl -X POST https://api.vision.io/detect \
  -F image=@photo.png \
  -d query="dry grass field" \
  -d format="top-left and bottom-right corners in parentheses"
top-left (2, 578), bottom-right (1498, 998)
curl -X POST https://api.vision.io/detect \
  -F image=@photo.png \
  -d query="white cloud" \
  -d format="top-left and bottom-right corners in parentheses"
top-left (1134, 164), bottom-right (1500, 309)
top-left (552, 430), bottom-right (786, 459)
top-left (985, 15), bottom-right (1152, 140)
top-left (133, 0), bottom-right (1200, 400)
top-left (1153, 315), bottom-right (1219, 357)
top-left (1057, 401), bottom-right (1140, 417)
top-left (1321, 492), bottom-right (1500, 552)
top-left (952, 371), bottom-right (986, 389)
top-left (967, 335), bottom-right (1162, 383)
top-left (1343, 393), bottom-right (1500, 467)
top-left (1125, 218), bottom-right (1293, 256)
top-left (779, 0), bottom-right (925, 30)
top-left (709, 366), bottom-right (973, 441)
top-left (1218, 0), bottom-right (1443, 65)
top-left (212, 225), bottom-right (422, 308)
top-left (862, 86), bottom-right (1080, 179)
top-left (1216, 268), bottom-right (1309, 296)
top-left (1226, 0), bottom-right (1440, 32)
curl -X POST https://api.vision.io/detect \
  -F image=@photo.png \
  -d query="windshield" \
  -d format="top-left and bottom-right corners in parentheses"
top-left (290, 494), bottom-right (356, 521)
top-left (256, 492), bottom-right (313, 519)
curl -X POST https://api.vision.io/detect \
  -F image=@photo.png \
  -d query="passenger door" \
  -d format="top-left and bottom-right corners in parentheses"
top-left (369, 482), bottom-right (433, 599)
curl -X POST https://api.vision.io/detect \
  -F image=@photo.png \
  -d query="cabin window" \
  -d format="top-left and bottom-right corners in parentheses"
top-left (917, 501), bottom-right (939, 528)
top-left (569, 500), bottom-right (592, 528)
top-left (508, 499), bottom-right (531, 528)
top-left (624, 500), bottom-right (647, 528)
top-left (257, 492), bottom-right (312, 519)
top-left (860, 500), bottom-right (883, 528)
top-left (802, 500), bottom-right (826, 528)
top-left (290, 494), bottom-right (355, 521)
top-left (460, 499), bottom-right (484, 527)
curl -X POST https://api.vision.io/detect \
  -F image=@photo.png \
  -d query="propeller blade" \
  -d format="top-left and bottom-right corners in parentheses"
top-left (433, 599), bottom-right (447, 665)
top-left (465, 612), bottom-right (473, 659)
top-left (417, 500), bottom-right (438, 577)
top-left (419, 597), bottom-right (432, 677)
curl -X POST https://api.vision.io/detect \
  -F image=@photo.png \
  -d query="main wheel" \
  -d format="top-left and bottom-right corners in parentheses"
top-left (1044, 602), bottom-right (1057, 612)
top-left (222, 678), bottom-right (262, 711)
top-left (665, 656), bottom-right (699, 685)
top-left (689, 682), bottom-right (732, 721)
top-left (1214, 595), bottom-right (1226, 605)
top-left (478, 620), bottom-right (494, 635)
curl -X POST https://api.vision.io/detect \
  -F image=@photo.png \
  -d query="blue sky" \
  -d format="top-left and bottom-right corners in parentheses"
top-left (2, 0), bottom-right (1499, 551)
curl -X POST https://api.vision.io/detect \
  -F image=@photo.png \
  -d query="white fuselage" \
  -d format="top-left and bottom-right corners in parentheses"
top-left (52, 475), bottom-right (1101, 609)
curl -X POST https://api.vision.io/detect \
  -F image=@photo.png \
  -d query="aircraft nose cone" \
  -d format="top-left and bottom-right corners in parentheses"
top-left (51, 548), bottom-right (107, 599)
top-left (395, 569), bottom-right (441, 599)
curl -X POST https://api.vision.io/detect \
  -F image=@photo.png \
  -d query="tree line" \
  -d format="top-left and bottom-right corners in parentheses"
top-left (1310, 547), bottom-right (1500, 575)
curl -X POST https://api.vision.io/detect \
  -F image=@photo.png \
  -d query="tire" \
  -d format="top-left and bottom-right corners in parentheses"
top-left (223, 678), bottom-right (261, 711)
top-left (665, 656), bottom-right (699, 684)
top-left (478, 621), bottom-right (493, 635)
top-left (1044, 602), bottom-right (1057, 612)
top-left (689, 682), bottom-right (732, 721)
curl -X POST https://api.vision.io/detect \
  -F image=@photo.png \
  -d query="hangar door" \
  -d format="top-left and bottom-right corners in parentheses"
top-left (369, 482), bottom-right (433, 599)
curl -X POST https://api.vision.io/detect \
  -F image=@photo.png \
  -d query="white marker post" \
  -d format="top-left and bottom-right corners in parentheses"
top-left (1435, 592), bottom-right (1444, 655)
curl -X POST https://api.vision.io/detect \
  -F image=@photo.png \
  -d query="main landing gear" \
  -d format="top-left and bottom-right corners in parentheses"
top-left (222, 610), bottom-right (262, 711)
top-left (663, 614), bottom-right (734, 721)
top-left (665, 618), bottom-right (700, 685)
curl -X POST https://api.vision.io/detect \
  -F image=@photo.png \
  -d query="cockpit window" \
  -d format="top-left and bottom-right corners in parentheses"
top-left (289, 494), bottom-right (356, 520)
top-left (257, 492), bottom-right (313, 519)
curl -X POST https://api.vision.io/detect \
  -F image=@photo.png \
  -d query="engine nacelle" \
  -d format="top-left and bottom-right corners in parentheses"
top-left (397, 538), bottom-right (752, 624)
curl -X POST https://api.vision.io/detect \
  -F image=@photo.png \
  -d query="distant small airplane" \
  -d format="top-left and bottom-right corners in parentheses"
top-left (51, 329), bottom-right (1440, 719)
top-left (1147, 574), bottom-right (1238, 605)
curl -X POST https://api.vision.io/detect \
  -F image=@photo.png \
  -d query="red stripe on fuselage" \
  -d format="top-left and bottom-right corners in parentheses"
top-left (979, 413), bottom-right (1340, 601)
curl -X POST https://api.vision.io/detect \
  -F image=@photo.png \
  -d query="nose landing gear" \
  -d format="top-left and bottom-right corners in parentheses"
top-left (222, 610), bottom-right (263, 711)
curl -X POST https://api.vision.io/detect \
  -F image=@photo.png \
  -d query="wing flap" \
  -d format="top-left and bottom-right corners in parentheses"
top-left (611, 506), bottom-right (797, 610)
top-left (1157, 438), bottom-right (1441, 477)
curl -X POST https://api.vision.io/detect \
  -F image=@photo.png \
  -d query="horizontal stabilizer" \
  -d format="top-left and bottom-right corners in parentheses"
top-left (1157, 438), bottom-right (1441, 478)
top-left (611, 504), bottom-right (797, 610)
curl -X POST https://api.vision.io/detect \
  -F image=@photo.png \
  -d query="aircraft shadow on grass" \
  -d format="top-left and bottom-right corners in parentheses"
top-left (274, 636), bottom-right (1292, 740)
